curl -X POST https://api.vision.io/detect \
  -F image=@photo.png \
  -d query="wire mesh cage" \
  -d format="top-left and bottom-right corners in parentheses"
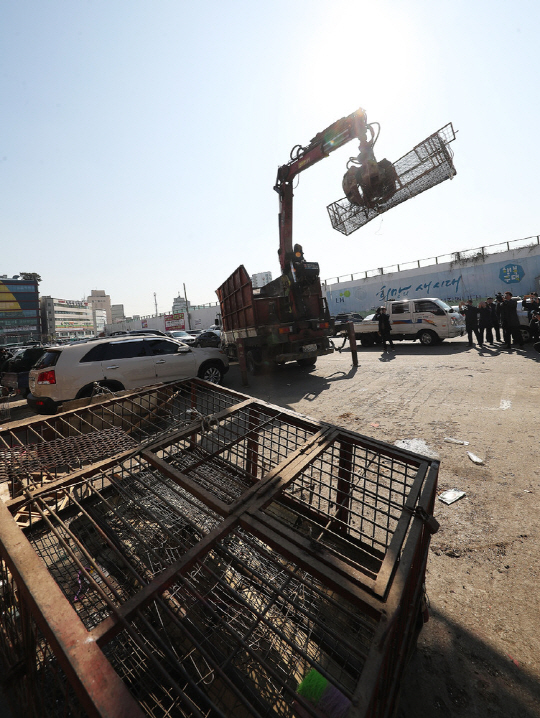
top-left (0, 379), bottom-right (243, 503)
top-left (327, 123), bottom-right (457, 236)
top-left (0, 382), bottom-right (439, 718)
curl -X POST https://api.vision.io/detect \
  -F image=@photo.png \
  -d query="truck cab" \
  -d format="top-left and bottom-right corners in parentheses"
top-left (355, 298), bottom-right (465, 346)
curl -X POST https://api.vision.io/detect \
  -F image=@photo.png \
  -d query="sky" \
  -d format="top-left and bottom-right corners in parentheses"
top-left (2, 0), bottom-right (540, 318)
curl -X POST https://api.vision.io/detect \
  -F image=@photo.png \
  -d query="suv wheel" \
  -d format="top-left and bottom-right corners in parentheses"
top-left (197, 362), bottom-right (224, 384)
top-left (76, 380), bottom-right (125, 399)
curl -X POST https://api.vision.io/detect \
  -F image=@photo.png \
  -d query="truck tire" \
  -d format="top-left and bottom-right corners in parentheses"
top-left (418, 330), bottom-right (438, 346)
top-left (520, 326), bottom-right (531, 343)
top-left (360, 334), bottom-right (376, 347)
top-left (297, 357), bottom-right (317, 368)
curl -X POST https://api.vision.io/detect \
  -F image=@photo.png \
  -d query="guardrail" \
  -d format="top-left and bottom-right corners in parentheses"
top-left (323, 234), bottom-right (540, 287)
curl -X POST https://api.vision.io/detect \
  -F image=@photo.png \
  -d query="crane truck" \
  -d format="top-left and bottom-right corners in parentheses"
top-left (217, 108), bottom-right (456, 373)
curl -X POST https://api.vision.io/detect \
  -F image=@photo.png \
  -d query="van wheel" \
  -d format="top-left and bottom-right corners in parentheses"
top-left (360, 335), bottom-right (375, 347)
top-left (520, 327), bottom-right (531, 343)
top-left (418, 330), bottom-right (438, 346)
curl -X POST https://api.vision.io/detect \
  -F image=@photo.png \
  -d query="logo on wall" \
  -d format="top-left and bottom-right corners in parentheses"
top-left (499, 264), bottom-right (524, 284)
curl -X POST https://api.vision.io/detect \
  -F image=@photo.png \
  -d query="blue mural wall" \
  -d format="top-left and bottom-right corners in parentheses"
top-left (326, 246), bottom-right (540, 314)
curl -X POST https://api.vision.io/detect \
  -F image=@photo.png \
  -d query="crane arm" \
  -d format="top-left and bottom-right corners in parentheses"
top-left (274, 107), bottom-right (382, 275)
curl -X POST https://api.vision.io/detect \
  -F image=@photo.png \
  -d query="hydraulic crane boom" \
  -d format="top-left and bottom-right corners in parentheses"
top-left (274, 107), bottom-right (456, 275)
top-left (274, 107), bottom-right (372, 275)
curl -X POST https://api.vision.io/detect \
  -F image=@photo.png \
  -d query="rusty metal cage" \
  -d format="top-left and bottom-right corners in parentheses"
top-left (327, 123), bottom-right (457, 236)
top-left (0, 380), bottom-right (439, 718)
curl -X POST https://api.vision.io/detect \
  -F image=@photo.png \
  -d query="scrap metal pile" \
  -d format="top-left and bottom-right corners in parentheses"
top-left (0, 380), bottom-right (439, 718)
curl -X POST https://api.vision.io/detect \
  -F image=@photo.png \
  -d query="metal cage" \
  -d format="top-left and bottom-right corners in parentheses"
top-left (327, 124), bottom-right (457, 236)
top-left (0, 380), bottom-right (439, 718)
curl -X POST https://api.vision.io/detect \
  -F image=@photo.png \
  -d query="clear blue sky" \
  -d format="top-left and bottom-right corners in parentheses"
top-left (2, 0), bottom-right (539, 317)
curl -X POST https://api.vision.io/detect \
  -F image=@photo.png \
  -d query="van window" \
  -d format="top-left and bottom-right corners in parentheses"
top-left (391, 302), bottom-right (410, 314)
top-left (414, 300), bottom-right (445, 315)
top-left (101, 341), bottom-right (147, 360)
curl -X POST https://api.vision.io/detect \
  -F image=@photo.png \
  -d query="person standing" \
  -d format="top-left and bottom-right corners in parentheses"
top-left (530, 309), bottom-right (540, 342)
top-left (522, 293), bottom-right (540, 321)
top-left (477, 301), bottom-right (494, 345)
top-left (499, 291), bottom-right (524, 350)
top-left (486, 297), bottom-right (502, 342)
top-left (375, 306), bottom-right (394, 351)
top-left (459, 300), bottom-right (481, 347)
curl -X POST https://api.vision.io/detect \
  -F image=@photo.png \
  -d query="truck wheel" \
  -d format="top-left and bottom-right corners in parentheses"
top-left (418, 330), bottom-right (438, 346)
top-left (520, 326), bottom-right (531, 343)
top-left (297, 357), bottom-right (317, 368)
top-left (360, 335), bottom-right (375, 347)
top-left (246, 351), bottom-right (260, 375)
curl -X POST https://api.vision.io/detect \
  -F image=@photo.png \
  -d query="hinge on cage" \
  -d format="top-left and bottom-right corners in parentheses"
top-left (406, 505), bottom-right (440, 534)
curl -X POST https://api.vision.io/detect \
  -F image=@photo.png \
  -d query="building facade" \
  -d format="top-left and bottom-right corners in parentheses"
top-left (251, 271), bottom-right (272, 288)
top-left (41, 297), bottom-right (95, 341)
top-left (87, 290), bottom-right (112, 324)
top-left (172, 296), bottom-right (190, 314)
top-left (93, 308), bottom-right (107, 335)
top-left (0, 275), bottom-right (41, 345)
top-left (111, 304), bottom-right (125, 323)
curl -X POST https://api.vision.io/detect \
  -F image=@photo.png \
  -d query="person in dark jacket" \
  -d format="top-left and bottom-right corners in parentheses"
top-left (459, 300), bottom-right (481, 347)
top-left (486, 297), bottom-right (501, 342)
top-left (530, 309), bottom-right (540, 342)
top-left (499, 291), bottom-right (524, 350)
top-left (522, 293), bottom-right (540, 321)
top-left (375, 306), bottom-right (394, 351)
top-left (477, 301), bottom-right (494, 345)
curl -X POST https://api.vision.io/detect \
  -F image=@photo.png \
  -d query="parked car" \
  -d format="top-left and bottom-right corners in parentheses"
top-left (122, 329), bottom-right (168, 337)
top-left (166, 330), bottom-right (197, 345)
top-left (193, 330), bottom-right (221, 348)
top-left (27, 336), bottom-right (229, 414)
top-left (332, 313), bottom-right (363, 336)
top-left (355, 298), bottom-right (465, 346)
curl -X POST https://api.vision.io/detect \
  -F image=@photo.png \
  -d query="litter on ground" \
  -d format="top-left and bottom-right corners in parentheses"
top-left (439, 489), bottom-right (467, 505)
top-left (394, 439), bottom-right (439, 459)
top-left (444, 437), bottom-right (470, 445)
top-left (467, 451), bottom-right (484, 465)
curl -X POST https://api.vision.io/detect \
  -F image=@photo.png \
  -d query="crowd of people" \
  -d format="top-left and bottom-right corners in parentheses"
top-left (458, 291), bottom-right (540, 351)
top-left (372, 291), bottom-right (540, 353)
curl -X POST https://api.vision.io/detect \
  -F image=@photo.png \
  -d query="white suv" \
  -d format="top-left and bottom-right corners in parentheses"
top-left (27, 336), bottom-right (229, 414)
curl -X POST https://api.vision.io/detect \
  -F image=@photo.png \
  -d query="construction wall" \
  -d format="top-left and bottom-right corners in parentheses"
top-left (325, 241), bottom-right (540, 315)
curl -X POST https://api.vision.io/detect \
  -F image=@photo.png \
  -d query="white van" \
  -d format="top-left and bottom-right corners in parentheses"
top-left (355, 298), bottom-right (466, 346)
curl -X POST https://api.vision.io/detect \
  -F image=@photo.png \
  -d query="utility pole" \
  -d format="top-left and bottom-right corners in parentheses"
top-left (183, 283), bottom-right (191, 329)
top-left (154, 293), bottom-right (158, 316)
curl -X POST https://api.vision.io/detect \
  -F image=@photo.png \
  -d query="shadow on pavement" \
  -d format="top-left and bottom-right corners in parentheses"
top-left (399, 606), bottom-right (540, 717)
top-left (225, 361), bottom-right (358, 407)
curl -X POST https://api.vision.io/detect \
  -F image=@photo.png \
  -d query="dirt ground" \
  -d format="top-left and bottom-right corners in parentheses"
top-left (3, 336), bottom-right (540, 717)
top-left (222, 336), bottom-right (540, 718)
